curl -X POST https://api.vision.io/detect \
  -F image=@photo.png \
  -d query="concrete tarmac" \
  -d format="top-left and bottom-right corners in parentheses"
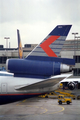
top-left (0, 97), bottom-right (80, 120)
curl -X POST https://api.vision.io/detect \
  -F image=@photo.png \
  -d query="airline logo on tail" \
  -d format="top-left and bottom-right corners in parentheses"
top-left (27, 25), bottom-right (72, 59)
top-left (40, 36), bottom-right (60, 57)
top-left (19, 41), bottom-right (23, 59)
top-left (17, 29), bottom-right (23, 59)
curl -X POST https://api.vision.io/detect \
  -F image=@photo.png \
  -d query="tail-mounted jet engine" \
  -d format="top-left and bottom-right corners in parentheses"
top-left (67, 82), bottom-right (76, 90)
top-left (6, 58), bottom-right (73, 78)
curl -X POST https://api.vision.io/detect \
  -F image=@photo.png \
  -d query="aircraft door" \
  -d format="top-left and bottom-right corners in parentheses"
top-left (1, 83), bottom-right (7, 93)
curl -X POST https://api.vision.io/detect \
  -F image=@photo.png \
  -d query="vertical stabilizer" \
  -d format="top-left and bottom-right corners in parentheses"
top-left (17, 29), bottom-right (23, 59)
top-left (26, 25), bottom-right (72, 60)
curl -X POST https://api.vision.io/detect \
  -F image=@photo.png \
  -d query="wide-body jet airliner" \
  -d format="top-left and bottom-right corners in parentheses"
top-left (0, 25), bottom-right (75, 104)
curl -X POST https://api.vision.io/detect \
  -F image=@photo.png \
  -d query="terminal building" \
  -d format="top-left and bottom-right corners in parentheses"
top-left (61, 39), bottom-right (80, 77)
top-left (0, 39), bottom-right (80, 77)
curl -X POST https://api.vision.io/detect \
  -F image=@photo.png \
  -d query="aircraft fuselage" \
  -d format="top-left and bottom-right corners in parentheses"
top-left (0, 76), bottom-right (60, 104)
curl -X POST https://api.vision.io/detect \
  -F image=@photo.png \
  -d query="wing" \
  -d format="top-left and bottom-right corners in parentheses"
top-left (15, 74), bottom-right (72, 91)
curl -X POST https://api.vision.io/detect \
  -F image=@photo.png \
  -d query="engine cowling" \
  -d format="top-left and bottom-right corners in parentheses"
top-left (67, 82), bottom-right (75, 90)
top-left (6, 58), bottom-right (73, 78)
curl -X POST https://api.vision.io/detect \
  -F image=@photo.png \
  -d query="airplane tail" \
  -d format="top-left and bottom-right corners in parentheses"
top-left (6, 25), bottom-right (75, 79)
top-left (26, 25), bottom-right (72, 60)
top-left (17, 29), bottom-right (23, 59)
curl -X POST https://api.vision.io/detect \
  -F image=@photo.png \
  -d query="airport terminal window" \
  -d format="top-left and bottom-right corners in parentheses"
top-left (0, 57), bottom-right (7, 64)
top-left (24, 44), bottom-right (31, 48)
top-left (74, 56), bottom-right (77, 63)
top-left (78, 56), bottom-right (80, 62)
top-left (78, 69), bottom-right (80, 76)
top-left (73, 68), bottom-right (80, 76)
top-left (73, 69), bottom-right (77, 76)
top-left (77, 56), bottom-right (80, 63)
top-left (78, 83), bottom-right (80, 89)
top-left (74, 56), bottom-right (80, 63)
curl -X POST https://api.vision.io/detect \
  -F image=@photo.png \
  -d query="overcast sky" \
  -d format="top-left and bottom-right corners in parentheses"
top-left (0, 0), bottom-right (80, 48)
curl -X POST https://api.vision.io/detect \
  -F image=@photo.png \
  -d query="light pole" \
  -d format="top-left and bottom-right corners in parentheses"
top-left (4, 37), bottom-right (10, 59)
top-left (4, 37), bottom-right (10, 48)
top-left (72, 33), bottom-right (78, 57)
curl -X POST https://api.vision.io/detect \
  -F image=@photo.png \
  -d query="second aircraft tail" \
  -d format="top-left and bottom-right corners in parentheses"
top-left (17, 29), bottom-right (23, 59)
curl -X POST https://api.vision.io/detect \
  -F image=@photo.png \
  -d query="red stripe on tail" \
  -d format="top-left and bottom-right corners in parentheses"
top-left (40, 36), bottom-right (60, 57)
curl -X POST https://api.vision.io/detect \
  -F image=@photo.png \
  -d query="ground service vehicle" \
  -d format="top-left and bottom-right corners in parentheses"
top-left (58, 95), bottom-right (72, 105)
top-left (39, 92), bottom-right (58, 98)
top-left (55, 90), bottom-right (76, 99)
top-left (46, 92), bottom-right (58, 98)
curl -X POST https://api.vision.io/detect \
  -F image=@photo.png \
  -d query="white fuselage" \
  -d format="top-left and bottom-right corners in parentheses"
top-left (0, 76), bottom-right (60, 104)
